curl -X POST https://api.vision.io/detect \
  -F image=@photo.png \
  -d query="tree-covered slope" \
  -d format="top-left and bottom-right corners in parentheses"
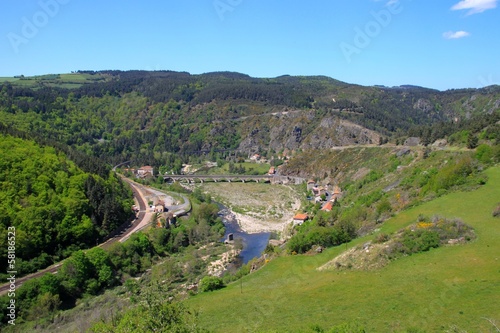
top-left (0, 134), bottom-right (133, 277)
top-left (1, 71), bottom-right (499, 170)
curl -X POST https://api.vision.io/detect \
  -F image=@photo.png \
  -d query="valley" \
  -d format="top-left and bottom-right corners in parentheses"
top-left (197, 182), bottom-right (302, 235)
top-left (0, 71), bottom-right (498, 332)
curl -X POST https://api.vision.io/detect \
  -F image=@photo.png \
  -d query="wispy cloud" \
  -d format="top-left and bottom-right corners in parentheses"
top-left (451, 0), bottom-right (498, 15)
top-left (443, 31), bottom-right (471, 39)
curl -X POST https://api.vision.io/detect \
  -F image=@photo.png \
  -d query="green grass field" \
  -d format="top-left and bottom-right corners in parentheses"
top-left (0, 73), bottom-right (109, 89)
top-left (197, 162), bottom-right (272, 175)
top-left (186, 167), bottom-right (500, 332)
top-left (0, 77), bottom-right (20, 82)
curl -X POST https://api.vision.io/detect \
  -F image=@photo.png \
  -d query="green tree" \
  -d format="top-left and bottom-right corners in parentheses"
top-left (475, 144), bottom-right (493, 164)
top-left (86, 247), bottom-right (116, 289)
top-left (199, 276), bottom-right (225, 292)
top-left (38, 273), bottom-right (61, 295)
top-left (467, 132), bottom-right (478, 149)
top-left (29, 292), bottom-right (61, 322)
top-left (59, 250), bottom-right (92, 297)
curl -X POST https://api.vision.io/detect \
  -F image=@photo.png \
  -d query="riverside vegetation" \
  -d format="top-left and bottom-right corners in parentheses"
top-left (0, 179), bottom-right (229, 331)
top-left (0, 71), bottom-right (499, 332)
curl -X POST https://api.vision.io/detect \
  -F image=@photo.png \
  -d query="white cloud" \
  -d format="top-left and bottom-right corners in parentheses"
top-left (443, 31), bottom-right (471, 39)
top-left (451, 0), bottom-right (498, 15)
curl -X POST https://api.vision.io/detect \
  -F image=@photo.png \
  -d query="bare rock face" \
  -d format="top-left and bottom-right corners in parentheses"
top-left (404, 137), bottom-right (421, 146)
top-left (300, 117), bottom-right (379, 150)
top-left (432, 139), bottom-right (448, 147)
top-left (488, 99), bottom-right (500, 114)
top-left (237, 135), bottom-right (260, 153)
top-left (395, 148), bottom-right (411, 157)
top-left (413, 98), bottom-right (433, 113)
top-left (292, 126), bottom-right (302, 143)
top-left (319, 116), bottom-right (336, 128)
top-left (238, 111), bottom-right (381, 152)
top-left (268, 121), bottom-right (302, 151)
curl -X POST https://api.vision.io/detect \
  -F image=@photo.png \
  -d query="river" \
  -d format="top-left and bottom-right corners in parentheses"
top-left (218, 206), bottom-right (270, 264)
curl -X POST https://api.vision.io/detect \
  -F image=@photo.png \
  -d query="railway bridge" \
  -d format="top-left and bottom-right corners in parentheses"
top-left (164, 174), bottom-right (305, 185)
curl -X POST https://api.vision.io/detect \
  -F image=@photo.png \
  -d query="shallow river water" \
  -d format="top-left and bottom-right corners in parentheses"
top-left (218, 207), bottom-right (270, 264)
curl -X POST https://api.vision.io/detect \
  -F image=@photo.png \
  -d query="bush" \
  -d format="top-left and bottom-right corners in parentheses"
top-left (373, 233), bottom-right (389, 244)
top-left (199, 276), bottom-right (225, 292)
top-left (264, 244), bottom-right (277, 254)
top-left (376, 198), bottom-right (392, 215)
top-left (287, 221), bottom-right (356, 254)
top-left (400, 229), bottom-right (440, 254)
top-left (382, 216), bottom-right (476, 260)
top-left (493, 203), bottom-right (500, 218)
top-left (475, 144), bottom-right (493, 164)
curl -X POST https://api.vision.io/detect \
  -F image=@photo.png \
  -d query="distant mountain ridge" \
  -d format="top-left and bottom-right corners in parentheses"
top-left (0, 70), bottom-right (499, 167)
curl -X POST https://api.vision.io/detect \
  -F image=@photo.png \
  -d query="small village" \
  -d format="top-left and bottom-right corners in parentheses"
top-left (293, 181), bottom-right (343, 226)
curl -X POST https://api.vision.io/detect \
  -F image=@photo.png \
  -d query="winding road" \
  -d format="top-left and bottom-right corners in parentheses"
top-left (0, 176), bottom-right (190, 296)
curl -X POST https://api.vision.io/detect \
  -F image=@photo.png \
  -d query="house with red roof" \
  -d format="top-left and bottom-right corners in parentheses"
top-left (293, 213), bottom-right (309, 226)
top-left (321, 201), bottom-right (333, 212)
top-left (137, 166), bottom-right (154, 178)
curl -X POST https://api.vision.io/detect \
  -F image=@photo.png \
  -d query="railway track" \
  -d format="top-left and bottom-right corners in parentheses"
top-left (0, 178), bottom-right (150, 295)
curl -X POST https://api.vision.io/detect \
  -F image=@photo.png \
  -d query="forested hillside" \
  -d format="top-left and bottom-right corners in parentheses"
top-left (0, 134), bottom-right (133, 277)
top-left (1, 71), bottom-right (499, 172)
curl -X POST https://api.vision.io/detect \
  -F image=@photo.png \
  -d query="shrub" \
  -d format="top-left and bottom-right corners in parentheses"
top-left (199, 276), bottom-right (225, 292)
top-left (264, 244), bottom-right (277, 254)
top-left (358, 190), bottom-right (383, 207)
top-left (475, 144), bottom-right (493, 164)
top-left (400, 229), bottom-right (440, 254)
top-left (374, 233), bottom-right (389, 244)
top-left (388, 216), bottom-right (475, 258)
top-left (287, 222), bottom-right (357, 254)
top-left (376, 198), bottom-right (392, 215)
top-left (467, 133), bottom-right (478, 149)
top-left (493, 203), bottom-right (500, 218)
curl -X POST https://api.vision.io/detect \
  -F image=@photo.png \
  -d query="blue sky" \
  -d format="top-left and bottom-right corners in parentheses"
top-left (0, 0), bottom-right (499, 90)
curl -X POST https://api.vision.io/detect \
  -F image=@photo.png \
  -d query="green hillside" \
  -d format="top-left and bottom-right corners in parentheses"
top-left (1, 71), bottom-right (499, 170)
top-left (186, 167), bottom-right (500, 332)
top-left (0, 134), bottom-right (133, 278)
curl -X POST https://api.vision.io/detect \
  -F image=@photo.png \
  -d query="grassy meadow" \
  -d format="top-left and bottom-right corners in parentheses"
top-left (195, 162), bottom-right (272, 175)
top-left (186, 167), bottom-right (500, 332)
top-left (0, 73), bottom-right (110, 89)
